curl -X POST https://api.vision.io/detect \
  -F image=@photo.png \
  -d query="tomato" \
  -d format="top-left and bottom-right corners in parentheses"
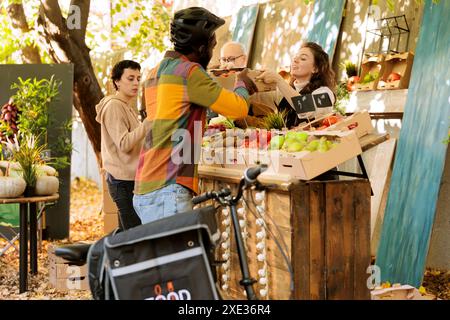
top-left (322, 116), bottom-right (339, 127)
top-left (347, 76), bottom-right (360, 92)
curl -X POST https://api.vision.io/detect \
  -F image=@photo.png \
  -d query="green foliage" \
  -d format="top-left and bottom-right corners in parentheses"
top-left (372, 0), bottom-right (440, 12)
top-left (0, 2), bottom-right (50, 64)
top-left (261, 110), bottom-right (288, 130)
top-left (340, 60), bottom-right (358, 78)
top-left (11, 76), bottom-right (60, 138)
top-left (10, 75), bottom-right (72, 170)
top-left (334, 82), bottom-right (349, 116)
top-left (110, 1), bottom-right (171, 60)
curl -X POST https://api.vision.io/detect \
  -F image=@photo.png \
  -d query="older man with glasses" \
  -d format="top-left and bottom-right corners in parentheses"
top-left (219, 41), bottom-right (248, 69)
top-left (216, 41), bottom-right (280, 128)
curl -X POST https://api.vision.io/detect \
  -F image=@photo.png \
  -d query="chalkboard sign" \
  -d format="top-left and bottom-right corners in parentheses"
top-left (291, 94), bottom-right (316, 114)
top-left (313, 93), bottom-right (333, 108)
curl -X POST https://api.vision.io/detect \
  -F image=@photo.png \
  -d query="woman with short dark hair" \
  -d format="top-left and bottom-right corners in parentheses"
top-left (95, 60), bottom-right (151, 230)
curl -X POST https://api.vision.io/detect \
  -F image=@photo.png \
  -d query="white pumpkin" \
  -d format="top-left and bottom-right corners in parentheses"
top-left (34, 175), bottom-right (59, 196)
top-left (37, 164), bottom-right (57, 176)
top-left (0, 176), bottom-right (27, 198)
top-left (0, 160), bottom-right (22, 171)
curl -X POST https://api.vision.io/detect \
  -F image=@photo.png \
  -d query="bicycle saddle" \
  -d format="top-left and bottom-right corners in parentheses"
top-left (54, 243), bottom-right (92, 266)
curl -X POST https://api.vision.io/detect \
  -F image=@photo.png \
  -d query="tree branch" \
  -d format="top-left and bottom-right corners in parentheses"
top-left (6, 2), bottom-right (30, 32)
top-left (6, 1), bottom-right (42, 64)
top-left (39, 0), bottom-right (67, 32)
top-left (38, 0), bottom-right (103, 157)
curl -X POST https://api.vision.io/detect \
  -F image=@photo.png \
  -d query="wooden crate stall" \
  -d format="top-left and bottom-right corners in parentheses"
top-left (199, 169), bottom-right (371, 300)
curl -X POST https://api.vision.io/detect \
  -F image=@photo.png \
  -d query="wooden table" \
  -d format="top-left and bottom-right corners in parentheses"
top-left (0, 194), bottom-right (59, 293)
top-left (359, 133), bottom-right (390, 152)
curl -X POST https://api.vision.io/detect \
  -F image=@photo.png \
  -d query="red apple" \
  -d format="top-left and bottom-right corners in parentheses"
top-left (387, 72), bottom-right (401, 82)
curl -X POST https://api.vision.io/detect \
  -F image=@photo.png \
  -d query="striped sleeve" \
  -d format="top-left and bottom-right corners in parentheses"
top-left (186, 65), bottom-right (249, 119)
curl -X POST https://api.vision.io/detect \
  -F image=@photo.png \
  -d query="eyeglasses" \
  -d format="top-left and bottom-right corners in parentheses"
top-left (219, 55), bottom-right (244, 64)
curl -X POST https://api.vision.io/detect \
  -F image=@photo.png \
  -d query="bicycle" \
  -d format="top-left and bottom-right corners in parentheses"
top-left (55, 164), bottom-right (293, 300)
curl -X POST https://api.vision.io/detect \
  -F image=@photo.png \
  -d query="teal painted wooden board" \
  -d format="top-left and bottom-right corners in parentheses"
top-left (376, 0), bottom-right (450, 287)
top-left (232, 4), bottom-right (259, 60)
top-left (304, 0), bottom-right (346, 58)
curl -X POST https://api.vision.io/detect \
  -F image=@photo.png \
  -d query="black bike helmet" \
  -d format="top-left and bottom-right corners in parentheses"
top-left (170, 7), bottom-right (225, 52)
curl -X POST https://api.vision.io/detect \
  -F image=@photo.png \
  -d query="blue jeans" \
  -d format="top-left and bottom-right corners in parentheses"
top-left (133, 184), bottom-right (193, 225)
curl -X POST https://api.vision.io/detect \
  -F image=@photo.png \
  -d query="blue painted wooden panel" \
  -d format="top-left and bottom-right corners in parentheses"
top-left (232, 4), bottom-right (259, 59)
top-left (304, 0), bottom-right (346, 58)
top-left (376, 0), bottom-right (450, 287)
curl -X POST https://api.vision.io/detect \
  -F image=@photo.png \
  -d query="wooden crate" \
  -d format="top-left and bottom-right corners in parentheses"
top-left (355, 54), bottom-right (385, 91)
top-left (292, 180), bottom-right (371, 300)
top-left (199, 174), bottom-right (371, 300)
top-left (48, 245), bottom-right (89, 291)
top-left (377, 52), bottom-right (414, 90)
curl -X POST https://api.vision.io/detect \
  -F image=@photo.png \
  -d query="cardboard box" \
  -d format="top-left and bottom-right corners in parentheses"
top-left (104, 211), bottom-right (119, 234)
top-left (48, 244), bottom-right (89, 291)
top-left (371, 285), bottom-right (435, 300)
top-left (102, 188), bottom-right (118, 213)
top-left (213, 147), bottom-right (248, 170)
top-left (210, 69), bottom-right (277, 92)
top-left (377, 52), bottom-right (414, 90)
top-left (355, 54), bottom-right (385, 91)
top-left (297, 111), bottom-right (374, 138)
top-left (265, 130), bottom-right (362, 180)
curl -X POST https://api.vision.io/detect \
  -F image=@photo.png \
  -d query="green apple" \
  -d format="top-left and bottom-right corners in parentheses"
top-left (305, 140), bottom-right (320, 151)
top-left (286, 141), bottom-right (306, 152)
top-left (285, 131), bottom-right (298, 141)
top-left (269, 135), bottom-right (285, 150)
top-left (294, 132), bottom-right (309, 142)
top-left (317, 137), bottom-right (329, 153)
top-left (282, 138), bottom-right (297, 151)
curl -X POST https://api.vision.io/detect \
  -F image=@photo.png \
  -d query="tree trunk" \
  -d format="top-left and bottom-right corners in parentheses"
top-left (37, 0), bottom-right (103, 165)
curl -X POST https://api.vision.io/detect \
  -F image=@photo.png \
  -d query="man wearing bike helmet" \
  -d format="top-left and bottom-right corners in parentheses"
top-left (133, 7), bottom-right (258, 225)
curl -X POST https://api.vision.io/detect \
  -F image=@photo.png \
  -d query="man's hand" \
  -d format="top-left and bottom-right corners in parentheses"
top-left (237, 68), bottom-right (258, 95)
top-left (255, 70), bottom-right (284, 85)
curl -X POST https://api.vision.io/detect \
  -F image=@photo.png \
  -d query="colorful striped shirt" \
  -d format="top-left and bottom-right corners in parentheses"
top-left (134, 51), bottom-right (250, 195)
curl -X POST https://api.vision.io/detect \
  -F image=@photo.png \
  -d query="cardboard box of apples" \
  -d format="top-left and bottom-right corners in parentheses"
top-left (231, 130), bottom-right (361, 180)
top-left (262, 130), bottom-right (362, 180)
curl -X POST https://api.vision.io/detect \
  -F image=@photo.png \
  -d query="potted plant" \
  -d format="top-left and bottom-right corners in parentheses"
top-left (2, 133), bottom-right (51, 197)
top-left (10, 75), bottom-right (72, 170)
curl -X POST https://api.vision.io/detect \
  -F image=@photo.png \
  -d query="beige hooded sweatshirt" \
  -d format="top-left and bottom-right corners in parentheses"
top-left (95, 95), bottom-right (151, 181)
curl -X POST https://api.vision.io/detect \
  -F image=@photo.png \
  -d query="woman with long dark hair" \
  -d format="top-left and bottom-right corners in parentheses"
top-left (257, 42), bottom-right (336, 128)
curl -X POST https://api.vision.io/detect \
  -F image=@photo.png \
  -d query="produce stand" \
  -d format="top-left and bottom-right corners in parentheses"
top-left (198, 122), bottom-right (388, 299)
top-left (198, 166), bottom-right (371, 300)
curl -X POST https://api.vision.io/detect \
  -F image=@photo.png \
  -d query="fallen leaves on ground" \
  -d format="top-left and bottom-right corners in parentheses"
top-left (0, 178), bottom-right (449, 300)
top-left (422, 269), bottom-right (450, 300)
top-left (0, 178), bottom-right (103, 300)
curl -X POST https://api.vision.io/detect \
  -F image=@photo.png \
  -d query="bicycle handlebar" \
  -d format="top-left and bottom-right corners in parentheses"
top-left (192, 165), bottom-right (267, 205)
top-left (192, 188), bottom-right (231, 205)
top-left (244, 164), bottom-right (268, 184)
